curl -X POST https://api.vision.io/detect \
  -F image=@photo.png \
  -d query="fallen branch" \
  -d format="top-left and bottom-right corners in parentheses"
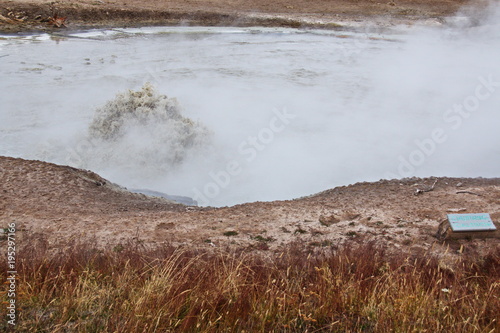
top-left (0, 14), bottom-right (17, 24)
top-left (446, 208), bottom-right (467, 213)
top-left (456, 190), bottom-right (482, 196)
top-left (414, 179), bottom-right (438, 196)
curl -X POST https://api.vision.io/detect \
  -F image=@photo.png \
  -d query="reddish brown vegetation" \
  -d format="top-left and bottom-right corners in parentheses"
top-left (1, 236), bottom-right (498, 332)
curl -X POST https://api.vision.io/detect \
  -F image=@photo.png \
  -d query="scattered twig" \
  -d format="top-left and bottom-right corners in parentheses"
top-left (446, 208), bottom-right (467, 213)
top-left (0, 14), bottom-right (15, 24)
top-left (456, 190), bottom-right (482, 196)
top-left (47, 14), bottom-right (67, 28)
top-left (414, 179), bottom-right (438, 195)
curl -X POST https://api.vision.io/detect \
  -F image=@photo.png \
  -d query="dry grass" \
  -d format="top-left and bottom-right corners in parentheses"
top-left (1, 237), bottom-right (499, 332)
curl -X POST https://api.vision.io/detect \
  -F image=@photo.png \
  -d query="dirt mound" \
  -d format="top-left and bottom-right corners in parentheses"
top-left (1, 156), bottom-right (499, 257)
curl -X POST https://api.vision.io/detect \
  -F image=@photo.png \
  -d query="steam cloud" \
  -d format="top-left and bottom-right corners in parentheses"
top-left (0, 2), bottom-right (499, 206)
top-left (83, 83), bottom-right (211, 176)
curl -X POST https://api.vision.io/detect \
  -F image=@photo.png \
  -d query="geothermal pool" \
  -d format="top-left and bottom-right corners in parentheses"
top-left (1, 20), bottom-right (499, 206)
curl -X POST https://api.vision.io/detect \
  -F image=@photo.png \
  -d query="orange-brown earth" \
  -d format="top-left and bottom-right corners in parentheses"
top-left (0, 0), bottom-right (484, 32)
top-left (1, 156), bottom-right (499, 258)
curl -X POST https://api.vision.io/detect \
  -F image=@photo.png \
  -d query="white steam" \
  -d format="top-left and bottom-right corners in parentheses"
top-left (0, 3), bottom-right (499, 206)
top-left (83, 83), bottom-right (210, 178)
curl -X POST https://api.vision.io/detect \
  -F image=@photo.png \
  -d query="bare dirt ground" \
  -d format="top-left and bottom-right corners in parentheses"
top-left (1, 156), bottom-right (499, 258)
top-left (0, 0), bottom-right (479, 33)
top-left (1, 0), bottom-right (498, 260)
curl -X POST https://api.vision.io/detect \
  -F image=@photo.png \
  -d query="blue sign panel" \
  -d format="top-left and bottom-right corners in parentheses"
top-left (447, 213), bottom-right (497, 232)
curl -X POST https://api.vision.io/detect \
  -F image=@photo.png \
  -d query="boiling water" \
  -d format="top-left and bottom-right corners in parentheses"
top-left (1, 12), bottom-right (500, 206)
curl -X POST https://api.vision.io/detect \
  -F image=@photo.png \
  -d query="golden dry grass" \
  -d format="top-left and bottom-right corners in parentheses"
top-left (1, 237), bottom-right (499, 332)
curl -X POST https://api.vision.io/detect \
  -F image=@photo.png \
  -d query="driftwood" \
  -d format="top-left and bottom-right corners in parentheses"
top-left (414, 179), bottom-right (438, 196)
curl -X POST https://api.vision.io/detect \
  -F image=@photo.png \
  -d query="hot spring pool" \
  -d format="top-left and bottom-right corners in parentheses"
top-left (1, 23), bottom-right (499, 206)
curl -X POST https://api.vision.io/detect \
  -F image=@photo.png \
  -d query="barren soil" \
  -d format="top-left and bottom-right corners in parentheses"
top-left (0, 0), bottom-right (481, 32)
top-left (1, 156), bottom-right (499, 258)
top-left (1, 0), bottom-right (499, 259)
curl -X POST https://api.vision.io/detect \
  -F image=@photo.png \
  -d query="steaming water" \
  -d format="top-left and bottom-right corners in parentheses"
top-left (1, 9), bottom-right (500, 206)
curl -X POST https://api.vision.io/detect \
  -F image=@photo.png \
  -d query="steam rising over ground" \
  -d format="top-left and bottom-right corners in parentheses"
top-left (86, 83), bottom-right (210, 176)
top-left (0, 4), bottom-right (499, 206)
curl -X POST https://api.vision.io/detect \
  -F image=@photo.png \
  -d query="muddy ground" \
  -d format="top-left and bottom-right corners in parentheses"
top-left (1, 0), bottom-right (499, 259)
top-left (0, 0), bottom-right (484, 33)
top-left (1, 156), bottom-right (499, 258)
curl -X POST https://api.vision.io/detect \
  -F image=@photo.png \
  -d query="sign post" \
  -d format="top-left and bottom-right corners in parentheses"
top-left (447, 213), bottom-right (497, 232)
top-left (440, 213), bottom-right (498, 239)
